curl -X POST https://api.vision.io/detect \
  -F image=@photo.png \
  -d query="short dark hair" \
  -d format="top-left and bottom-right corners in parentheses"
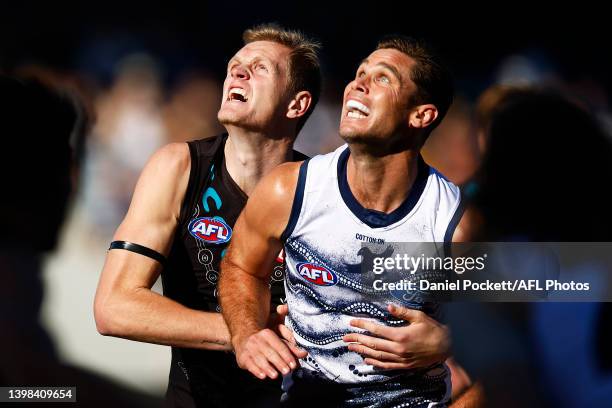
top-left (243, 23), bottom-right (322, 133)
top-left (376, 35), bottom-right (454, 137)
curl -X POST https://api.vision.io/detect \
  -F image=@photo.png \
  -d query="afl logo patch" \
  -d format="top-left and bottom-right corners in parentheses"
top-left (296, 262), bottom-right (338, 286)
top-left (188, 217), bottom-right (232, 244)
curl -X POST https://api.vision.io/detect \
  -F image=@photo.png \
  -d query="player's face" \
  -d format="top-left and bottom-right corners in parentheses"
top-left (340, 48), bottom-right (418, 143)
top-left (218, 41), bottom-right (292, 132)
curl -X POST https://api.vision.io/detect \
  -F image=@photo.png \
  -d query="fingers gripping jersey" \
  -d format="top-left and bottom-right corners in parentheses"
top-left (281, 145), bottom-right (462, 405)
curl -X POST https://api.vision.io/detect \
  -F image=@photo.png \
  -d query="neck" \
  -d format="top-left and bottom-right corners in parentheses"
top-left (346, 145), bottom-right (420, 213)
top-left (224, 127), bottom-right (294, 195)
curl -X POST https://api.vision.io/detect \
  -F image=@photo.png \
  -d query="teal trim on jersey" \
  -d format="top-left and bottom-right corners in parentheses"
top-left (202, 187), bottom-right (222, 212)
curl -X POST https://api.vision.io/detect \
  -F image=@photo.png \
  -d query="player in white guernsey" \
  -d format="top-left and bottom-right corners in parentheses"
top-left (220, 36), bottom-right (469, 407)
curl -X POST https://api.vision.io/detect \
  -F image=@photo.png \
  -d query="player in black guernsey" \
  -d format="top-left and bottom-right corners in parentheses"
top-left (95, 24), bottom-right (322, 407)
top-left (163, 134), bottom-right (307, 406)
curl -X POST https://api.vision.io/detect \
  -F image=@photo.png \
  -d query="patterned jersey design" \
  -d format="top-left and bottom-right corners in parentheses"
top-left (283, 145), bottom-right (461, 405)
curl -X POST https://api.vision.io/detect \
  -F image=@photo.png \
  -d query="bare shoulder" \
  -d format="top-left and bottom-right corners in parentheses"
top-left (115, 142), bottom-right (192, 244)
top-left (263, 161), bottom-right (303, 200)
top-left (146, 142), bottom-right (191, 176)
top-left (241, 161), bottom-right (303, 239)
top-left (135, 142), bottom-right (191, 197)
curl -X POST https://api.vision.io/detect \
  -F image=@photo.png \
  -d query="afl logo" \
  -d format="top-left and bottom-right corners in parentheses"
top-left (296, 263), bottom-right (338, 286)
top-left (189, 217), bottom-right (232, 244)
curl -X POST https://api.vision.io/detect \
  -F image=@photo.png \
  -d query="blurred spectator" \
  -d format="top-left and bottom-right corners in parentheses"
top-left (296, 87), bottom-right (344, 156)
top-left (475, 88), bottom-right (612, 241)
top-left (82, 53), bottom-right (167, 237)
top-left (472, 84), bottom-right (526, 156)
top-left (0, 74), bottom-right (162, 407)
top-left (445, 86), bottom-right (612, 407)
top-left (422, 96), bottom-right (479, 185)
top-left (162, 71), bottom-right (224, 143)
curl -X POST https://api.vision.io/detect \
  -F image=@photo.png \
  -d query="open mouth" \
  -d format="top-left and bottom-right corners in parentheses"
top-left (346, 99), bottom-right (370, 118)
top-left (228, 87), bottom-right (248, 102)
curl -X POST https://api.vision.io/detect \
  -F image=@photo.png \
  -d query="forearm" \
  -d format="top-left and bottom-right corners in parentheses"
top-left (219, 259), bottom-right (271, 346)
top-left (95, 287), bottom-right (231, 351)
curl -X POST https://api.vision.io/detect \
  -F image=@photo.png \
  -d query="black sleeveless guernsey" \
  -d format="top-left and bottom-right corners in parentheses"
top-left (162, 134), bottom-right (307, 407)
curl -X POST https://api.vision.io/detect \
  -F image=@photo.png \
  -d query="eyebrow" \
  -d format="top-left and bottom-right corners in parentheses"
top-left (227, 56), bottom-right (275, 70)
top-left (359, 58), bottom-right (403, 83)
top-left (252, 56), bottom-right (272, 66)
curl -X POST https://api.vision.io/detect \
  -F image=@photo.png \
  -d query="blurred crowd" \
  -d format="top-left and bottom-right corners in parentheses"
top-left (10, 46), bottom-right (612, 232)
top-left (2, 39), bottom-right (612, 407)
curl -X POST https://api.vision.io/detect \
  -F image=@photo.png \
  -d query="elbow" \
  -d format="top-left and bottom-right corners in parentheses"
top-left (93, 292), bottom-right (121, 336)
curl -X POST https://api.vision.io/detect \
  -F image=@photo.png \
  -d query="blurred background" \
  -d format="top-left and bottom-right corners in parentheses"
top-left (1, 1), bottom-right (611, 406)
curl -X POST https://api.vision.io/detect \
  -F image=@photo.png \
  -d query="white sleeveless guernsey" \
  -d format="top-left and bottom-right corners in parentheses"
top-left (281, 144), bottom-right (462, 397)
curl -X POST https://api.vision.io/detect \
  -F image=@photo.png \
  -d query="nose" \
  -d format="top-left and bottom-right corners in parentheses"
top-left (352, 75), bottom-right (369, 95)
top-left (231, 64), bottom-right (249, 80)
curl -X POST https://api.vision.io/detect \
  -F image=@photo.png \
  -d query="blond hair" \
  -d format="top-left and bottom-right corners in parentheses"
top-left (243, 24), bottom-right (321, 132)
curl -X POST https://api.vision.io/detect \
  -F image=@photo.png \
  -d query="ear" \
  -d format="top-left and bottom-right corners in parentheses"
top-left (408, 104), bottom-right (438, 129)
top-left (286, 91), bottom-right (313, 120)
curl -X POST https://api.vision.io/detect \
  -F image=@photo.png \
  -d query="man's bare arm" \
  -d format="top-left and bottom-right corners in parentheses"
top-left (94, 143), bottom-right (230, 350)
top-left (219, 162), bottom-right (306, 379)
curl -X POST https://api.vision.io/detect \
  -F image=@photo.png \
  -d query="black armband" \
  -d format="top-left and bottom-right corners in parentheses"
top-left (108, 241), bottom-right (167, 266)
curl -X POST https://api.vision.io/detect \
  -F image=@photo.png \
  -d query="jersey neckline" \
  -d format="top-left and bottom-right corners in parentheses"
top-left (336, 147), bottom-right (430, 229)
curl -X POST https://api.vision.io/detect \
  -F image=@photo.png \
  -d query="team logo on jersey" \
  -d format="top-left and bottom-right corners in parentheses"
top-left (188, 217), bottom-right (232, 244)
top-left (296, 262), bottom-right (338, 286)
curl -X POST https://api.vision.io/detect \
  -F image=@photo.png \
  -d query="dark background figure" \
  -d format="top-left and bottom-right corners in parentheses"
top-left (0, 75), bottom-right (163, 407)
top-left (445, 87), bottom-right (612, 407)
